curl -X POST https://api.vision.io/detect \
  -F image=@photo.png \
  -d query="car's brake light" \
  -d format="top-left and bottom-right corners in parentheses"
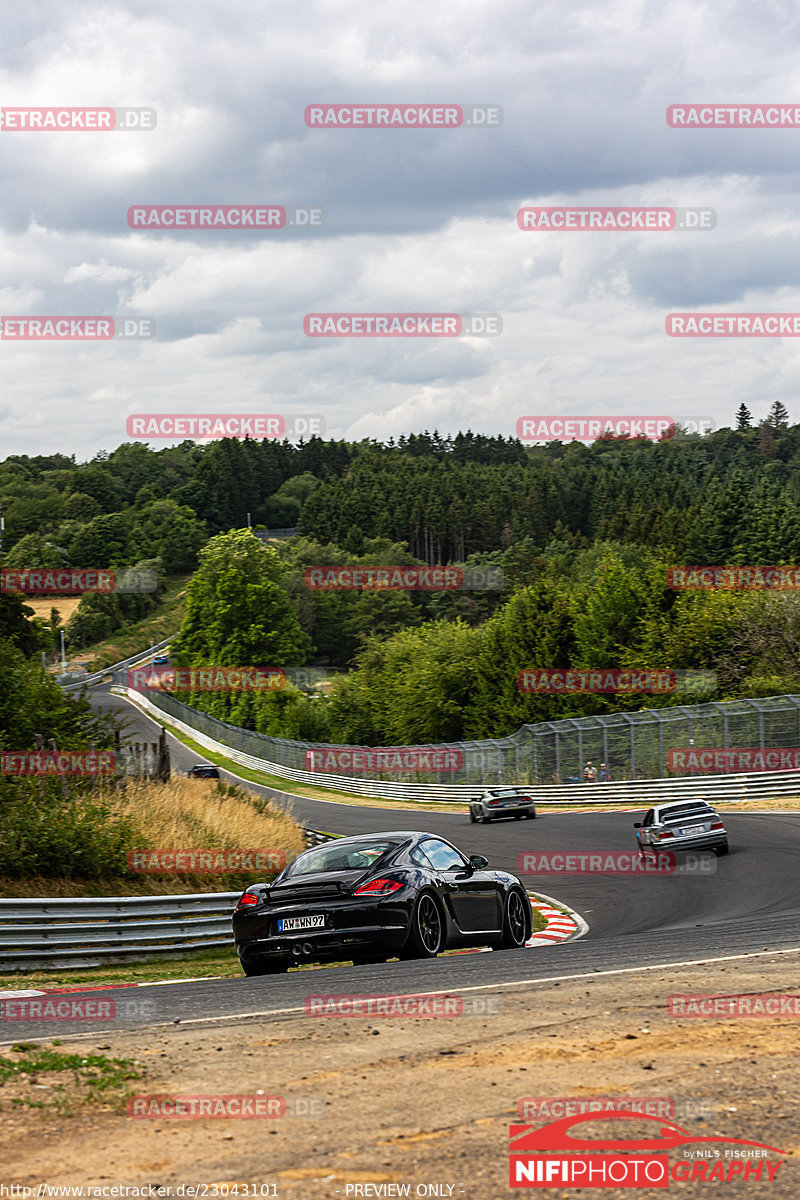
top-left (236, 893), bottom-right (259, 909)
top-left (710, 821), bottom-right (724, 830)
top-left (658, 830), bottom-right (674, 839)
top-left (354, 878), bottom-right (404, 895)
top-left (488, 799), bottom-right (500, 806)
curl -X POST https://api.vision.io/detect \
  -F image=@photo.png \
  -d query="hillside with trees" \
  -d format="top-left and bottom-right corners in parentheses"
top-left (3, 409), bottom-right (800, 746)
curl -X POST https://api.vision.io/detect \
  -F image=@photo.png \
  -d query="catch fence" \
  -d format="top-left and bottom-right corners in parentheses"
top-left (110, 679), bottom-right (800, 787)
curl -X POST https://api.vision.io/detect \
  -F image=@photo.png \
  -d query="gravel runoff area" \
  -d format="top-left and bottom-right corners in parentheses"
top-left (0, 950), bottom-right (797, 1198)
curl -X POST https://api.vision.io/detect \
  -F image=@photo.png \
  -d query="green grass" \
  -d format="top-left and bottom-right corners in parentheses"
top-left (0, 1044), bottom-right (143, 1114)
top-left (0, 944), bottom-right (244, 988)
top-left (155, 723), bottom-right (472, 812)
top-left (77, 575), bottom-right (190, 671)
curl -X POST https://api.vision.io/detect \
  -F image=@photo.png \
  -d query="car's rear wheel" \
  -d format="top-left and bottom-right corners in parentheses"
top-left (526, 810), bottom-right (536, 819)
top-left (401, 892), bottom-right (444, 958)
top-left (498, 889), bottom-right (529, 949)
top-left (716, 839), bottom-right (730, 856)
top-left (469, 810), bottom-right (477, 823)
top-left (514, 813), bottom-right (522, 820)
top-left (241, 956), bottom-right (289, 976)
top-left (476, 810), bottom-right (486, 823)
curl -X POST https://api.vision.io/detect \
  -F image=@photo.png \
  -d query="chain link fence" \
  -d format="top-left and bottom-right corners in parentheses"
top-left (113, 675), bottom-right (800, 785)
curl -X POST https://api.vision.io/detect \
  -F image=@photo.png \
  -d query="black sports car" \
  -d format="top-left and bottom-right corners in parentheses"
top-left (232, 830), bottom-right (532, 975)
top-left (187, 764), bottom-right (220, 779)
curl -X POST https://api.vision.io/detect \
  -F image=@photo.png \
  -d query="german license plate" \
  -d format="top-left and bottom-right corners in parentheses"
top-left (278, 914), bottom-right (324, 932)
top-left (679, 825), bottom-right (705, 835)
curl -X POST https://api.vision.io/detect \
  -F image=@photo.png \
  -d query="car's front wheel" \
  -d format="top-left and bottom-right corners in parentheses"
top-left (401, 892), bottom-right (444, 959)
top-left (497, 889), bottom-right (529, 949)
top-left (241, 955), bottom-right (289, 976)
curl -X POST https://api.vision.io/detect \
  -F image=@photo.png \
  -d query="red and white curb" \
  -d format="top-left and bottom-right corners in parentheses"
top-left (0, 894), bottom-right (588, 998)
top-left (526, 891), bottom-right (587, 945)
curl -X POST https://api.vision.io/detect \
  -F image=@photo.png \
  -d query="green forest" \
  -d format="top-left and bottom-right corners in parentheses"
top-left (3, 409), bottom-right (800, 748)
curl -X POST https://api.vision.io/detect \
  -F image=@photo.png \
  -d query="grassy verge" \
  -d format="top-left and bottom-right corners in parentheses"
top-left (0, 1043), bottom-right (143, 1114)
top-left (163, 723), bottom-right (473, 812)
top-left (67, 575), bottom-right (190, 672)
top-left (0, 775), bottom-right (306, 898)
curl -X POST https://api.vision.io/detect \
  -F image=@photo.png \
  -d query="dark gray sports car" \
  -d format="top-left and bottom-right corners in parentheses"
top-left (232, 830), bottom-right (532, 975)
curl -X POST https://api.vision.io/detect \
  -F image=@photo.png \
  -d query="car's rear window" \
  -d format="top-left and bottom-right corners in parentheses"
top-left (283, 839), bottom-right (401, 877)
top-left (660, 804), bottom-right (714, 822)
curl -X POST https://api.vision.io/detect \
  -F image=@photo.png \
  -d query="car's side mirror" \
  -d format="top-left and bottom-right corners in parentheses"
top-left (632, 822), bottom-right (642, 829)
top-left (468, 854), bottom-right (489, 869)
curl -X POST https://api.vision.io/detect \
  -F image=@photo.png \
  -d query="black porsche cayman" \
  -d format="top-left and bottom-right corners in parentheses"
top-left (232, 830), bottom-right (532, 975)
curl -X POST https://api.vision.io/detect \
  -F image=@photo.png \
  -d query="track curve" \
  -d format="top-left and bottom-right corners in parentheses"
top-left (6, 685), bottom-right (794, 1041)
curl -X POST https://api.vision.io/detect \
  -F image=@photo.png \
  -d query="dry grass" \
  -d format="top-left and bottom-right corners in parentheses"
top-left (109, 775), bottom-right (304, 858)
top-left (0, 777), bottom-right (306, 897)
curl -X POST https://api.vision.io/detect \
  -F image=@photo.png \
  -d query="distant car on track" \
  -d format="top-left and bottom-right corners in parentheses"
top-left (187, 764), bottom-right (220, 779)
top-left (469, 787), bottom-right (536, 823)
top-left (232, 830), bottom-right (532, 975)
top-left (633, 798), bottom-right (729, 855)
top-left (152, 654), bottom-right (170, 666)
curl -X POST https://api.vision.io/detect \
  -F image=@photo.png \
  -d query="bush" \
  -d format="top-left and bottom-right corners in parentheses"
top-left (0, 783), bottom-right (141, 879)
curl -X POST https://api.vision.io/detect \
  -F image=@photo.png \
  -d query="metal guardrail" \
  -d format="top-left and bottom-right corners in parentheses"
top-left (114, 687), bottom-right (800, 806)
top-left (58, 636), bottom-right (173, 691)
top-left (0, 829), bottom-right (334, 971)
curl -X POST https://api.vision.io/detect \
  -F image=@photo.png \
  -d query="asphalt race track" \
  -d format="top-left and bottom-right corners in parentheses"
top-left (7, 684), bottom-right (799, 1040)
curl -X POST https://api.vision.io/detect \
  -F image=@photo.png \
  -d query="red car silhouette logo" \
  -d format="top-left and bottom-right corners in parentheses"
top-left (510, 1110), bottom-right (785, 1155)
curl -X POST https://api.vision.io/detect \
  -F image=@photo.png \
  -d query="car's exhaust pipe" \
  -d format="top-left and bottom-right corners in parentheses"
top-left (302, 942), bottom-right (313, 955)
top-left (292, 944), bottom-right (303, 956)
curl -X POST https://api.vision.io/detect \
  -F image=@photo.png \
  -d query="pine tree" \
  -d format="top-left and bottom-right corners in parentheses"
top-left (736, 403), bottom-right (752, 430)
top-left (766, 400), bottom-right (789, 428)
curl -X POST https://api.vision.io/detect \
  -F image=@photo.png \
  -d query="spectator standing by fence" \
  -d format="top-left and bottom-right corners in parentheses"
top-left (583, 761), bottom-right (597, 783)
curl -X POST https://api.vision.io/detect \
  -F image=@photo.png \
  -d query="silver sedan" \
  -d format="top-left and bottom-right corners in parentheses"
top-left (634, 799), bottom-right (729, 855)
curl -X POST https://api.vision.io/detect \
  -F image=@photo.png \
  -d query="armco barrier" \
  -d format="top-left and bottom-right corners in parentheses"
top-left (58, 636), bottom-right (173, 692)
top-left (113, 686), bottom-right (800, 805)
top-left (0, 829), bottom-right (334, 971)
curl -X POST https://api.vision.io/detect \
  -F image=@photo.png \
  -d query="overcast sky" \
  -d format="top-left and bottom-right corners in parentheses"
top-left (2, 0), bottom-right (800, 459)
